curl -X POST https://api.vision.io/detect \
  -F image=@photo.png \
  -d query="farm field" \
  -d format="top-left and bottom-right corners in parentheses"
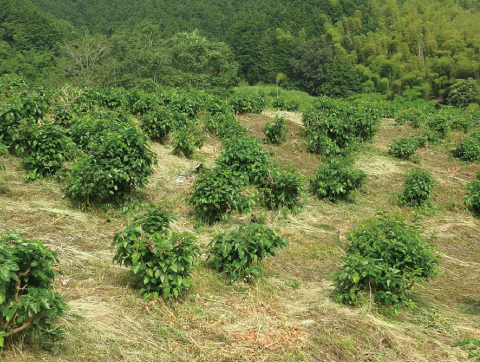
top-left (1, 98), bottom-right (480, 361)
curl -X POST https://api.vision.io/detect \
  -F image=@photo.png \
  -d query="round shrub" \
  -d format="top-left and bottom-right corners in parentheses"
top-left (140, 106), bottom-right (189, 142)
top-left (398, 168), bottom-right (435, 207)
top-left (388, 136), bottom-right (419, 160)
top-left (333, 211), bottom-right (440, 312)
top-left (448, 78), bottom-right (480, 108)
top-left (204, 112), bottom-right (247, 140)
top-left (455, 131), bottom-right (480, 161)
top-left (272, 98), bottom-right (300, 111)
top-left (427, 112), bottom-right (451, 139)
top-left (310, 160), bottom-right (367, 202)
top-left (172, 127), bottom-right (204, 158)
top-left (228, 92), bottom-right (266, 114)
top-left (264, 116), bottom-right (287, 144)
top-left (217, 136), bottom-right (270, 184)
top-left (64, 125), bottom-right (156, 205)
top-left (187, 167), bottom-right (253, 224)
top-left (112, 208), bottom-right (199, 299)
top-left (0, 230), bottom-right (69, 346)
top-left (465, 172), bottom-right (480, 214)
top-left (259, 166), bottom-right (303, 211)
top-left (15, 121), bottom-right (73, 180)
top-left (206, 224), bottom-right (288, 281)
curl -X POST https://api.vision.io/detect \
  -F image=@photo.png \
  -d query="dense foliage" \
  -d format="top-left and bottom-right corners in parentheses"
top-left (64, 124), bottom-right (156, 206)
top-left (303, 97), bottom-right (380, 157)
top-left (465, 172), bottom-right (480, 214)
top-left (187, 167), bottom-right (253, 224)
top-left (388, 136), bottom-right (419, 160)
top-left (310, 160), bottom-right (367, 202)
top-left (455, 131), bottom-right (480, 162)
top-left (398, 169), bottom-right (435, 207)
top-left (334, 212), bottom-right (440, 312)
top-left (206, 224), bottom-right (288, 281)
top-left (0, 230), bottom-right (68, 346)
top-left (259, 166), bottom-right (303, 211)
top-left (217, 136), bottom-right (270, 184)
top-left (112, 207), bottom-right (199, 298)
top-left (264, 115), bottom-right (287, 144)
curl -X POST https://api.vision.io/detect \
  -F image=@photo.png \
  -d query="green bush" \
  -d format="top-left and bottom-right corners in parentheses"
top-left (427, 112), bottom-right (451, 139)
top-left (264, 116), bottom-right (287, 144)
top-left (14, 121), bottom-right (73, 180)
top-left (172, 127), bottom-right (204, 158)
top-left (187, 167), bottom-right (253, 224)
top-left (388, 136), bottom-right (419, 160)
top-left (68, 115), bottom-right (135, 151)
top-left (0, 230), bottom-right (69, 347)
top-left (217, 136), bottom-right (270, 184)
top-left (310, 160), bottom-right (367, 202)
top-left (272, 97), bottom-right (300, 111)
top-left (333, 211), bottom-right (440, 312)
top-left (448, 78), bottom-right (480, 108)
top-left (398, 168), bottom-right (435, 207)
top-left (228, 92), bottom-right (266, 114)
top-left (465, 172), bottom-right (480, 214)
top-left (394, 107), bottom-right (432, 128)
top-left (112, 208), bottom-right (199, 299)
top-left (455, 131), bottom-right (480, 161)
top-left (204, 111), bottom-right (247, 139)
top-left (64, 125), bottom-right (156, 205)
top-left (259, 166), bottom-right (303, 211)
top-left (206, 224), bottom-right (288, 281)
top-left (140, 106), bottom-right (189, 142)
top-left (303, 98), bottom-right (380, 157)
top-left (0, 142), bottom-right (7, 172)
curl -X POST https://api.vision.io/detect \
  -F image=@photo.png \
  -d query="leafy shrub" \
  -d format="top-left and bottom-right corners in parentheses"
top-left (0, 230), bottom-right (69, 347)
top-left (0, 91), bottom-right (49, 147)
top-left (303, 98), bottom-right (380, 157)
top-left (333, 211), bottom-right (440, 312)
top-left (448, 78), bottom-right (480, 108)
top-left (204, 112), bottom-right (247, 139)
top-left (173, 127), bottom-right (204, 158)
top-left (0, 142), bottom-right (7, 172)
top-left (264, 116), bottom-right (287, 144)
top-left (13, 121), bottom-right (73, 180)
top-left (112, 208), bottom-right (199, 299)
top-left (272, 97), bottom-right (300, 111)
top-left (465, 172), bottom-right (480, 214)
top-left (259, 166), bottom-right (303, 211)
top-left (310, 160), bottom-right (367, 202)
top-left (394, 107), bottom-right (432, 128)
top-left (140, 106), bottom-right (189, 142)
top-left (388, 136), bottom-right (419, 160)
top-left (64, 125), bottom-right (156, 205)
top-left (455, 131), bottom-right (480, 161)
top-left (427, 112), bottom-right (451, 139)
top-left (229, 92), bottom-right (266, 114)
top-left (398, 168), bottom-right (435, 207)
top-left (206, 224), bottom-right (288, 281)
top-left (187, 167), bottom-right (253, 224)
top-left (217, 136), bottom-right (270, 184)
top-left (68, 115), bottom-right (135, 151)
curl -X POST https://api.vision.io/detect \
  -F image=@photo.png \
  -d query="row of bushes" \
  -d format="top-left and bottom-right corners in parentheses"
top-left (112, 206), bottom-right (440, 315)
top-left (111, 207), bottom-right (289, 298)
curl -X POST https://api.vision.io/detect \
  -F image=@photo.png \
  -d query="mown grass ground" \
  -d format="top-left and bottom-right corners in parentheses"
top-left (0, 109), bottom-right (479, 361)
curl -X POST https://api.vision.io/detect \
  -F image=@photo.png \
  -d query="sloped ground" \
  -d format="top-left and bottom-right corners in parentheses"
top-left (0, 111), bottom-right (479, 361)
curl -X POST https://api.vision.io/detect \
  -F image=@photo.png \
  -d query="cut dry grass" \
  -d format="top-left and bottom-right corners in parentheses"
top-left (0, 111), bottom-right (479, 362)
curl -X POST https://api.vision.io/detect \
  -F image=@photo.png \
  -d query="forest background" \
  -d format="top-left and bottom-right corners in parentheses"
top-left (1, 0), bottom-right (480, 101)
